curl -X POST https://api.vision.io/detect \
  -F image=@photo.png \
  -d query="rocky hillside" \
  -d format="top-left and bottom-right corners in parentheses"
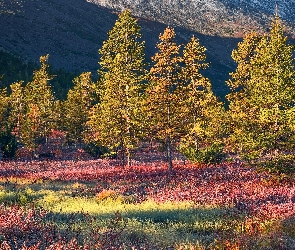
top-left (221, 0), bottom-right (295, 21)
top-left (88, 0), bottom-right (295, 37)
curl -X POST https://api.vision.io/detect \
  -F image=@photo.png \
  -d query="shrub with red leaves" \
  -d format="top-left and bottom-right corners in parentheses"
top-left (2, 160), bottom-right (295, 220)
top-left (1, 160), bottom-right (295, 248)
top-left (0, 204), bottom-right (126, 250)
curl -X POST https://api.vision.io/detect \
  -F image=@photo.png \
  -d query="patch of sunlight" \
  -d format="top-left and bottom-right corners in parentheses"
top-left (42, 196), bottom-right (215, 218)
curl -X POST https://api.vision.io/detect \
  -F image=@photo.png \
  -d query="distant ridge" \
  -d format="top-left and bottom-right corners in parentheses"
top-left (88, 0), bottom-right (295, 37)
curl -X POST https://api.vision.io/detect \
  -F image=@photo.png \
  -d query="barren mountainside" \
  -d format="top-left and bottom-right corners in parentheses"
top-left (88, 0), bottom-right (295, 37)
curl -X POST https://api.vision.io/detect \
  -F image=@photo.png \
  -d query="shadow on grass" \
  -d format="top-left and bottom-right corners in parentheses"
top-left (0, 179), bottom-right (100, 204)
top-left (281, 216), bottom-right (295, 238)
top-left (40, 204), bottom-right (246, 249)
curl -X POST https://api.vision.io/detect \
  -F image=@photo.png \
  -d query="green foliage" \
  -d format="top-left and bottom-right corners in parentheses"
top-left (226, 14), bottom-right (295, 169)
top-left (83, 142), bottom-right (115, 159)
top-left (256, 154), bottom-right (295, 175)
top-left (0, 130), bottom-right (18, 159)
top-left (49, 68), bottom-right (77, 100)
top-left (0, 189), bottom-right (33, 205)
top-left (20, 54), bottom-right (57, 150)
top-left (0, 88), bottom-right (17, 159)
top-left (88, 9), bottom-right (147, 167)
top-left (180, 36), bottom-right (225, 152)
top-left (63, 72), bottom-right (96, 144)
top-left (180, 143), bottom-right (225, 164)
top-left (144, 29), bottom-right (223, 170)
top-left (0, 50), bottom-right (35, 89)
top-left (8, 81), bottom-right (25, 139)
top-left (0, 88), bottom-right (9, 128)
top-left (144, 27), bottom-right (182, 170)
top-left (1, 9), bottom-right (295, 173)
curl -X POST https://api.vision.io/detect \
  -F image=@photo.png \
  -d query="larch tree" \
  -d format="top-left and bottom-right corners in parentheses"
top-left (63, 72), bottom-right (96, 145)
top-left (226, 31), bottom-right (261, 157)
top-left (8, 81), bottom-right (25, 137)
top-left (0, 76), bottom-right (9, 131)
top-left (227, 13), bottom-right (295, 167)
top-left (0, 87), bottom-right (17, 158)
top-left (88, 9), bottom-right (146, 167)
top-left (179, 36), bottom-right (224, 153)
top-left (0, 88), bottom-right (9, 130)
top-left (21, 55), bottom-right (56, 152)
top-left (144, 27), bottom-right (182, 171)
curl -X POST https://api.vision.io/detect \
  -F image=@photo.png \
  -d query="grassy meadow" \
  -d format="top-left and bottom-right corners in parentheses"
top-left (0, 159), bottom-right (295, 249)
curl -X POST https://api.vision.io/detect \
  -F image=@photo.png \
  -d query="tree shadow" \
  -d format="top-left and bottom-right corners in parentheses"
top-left (40, 204), bottom-right (246, 249)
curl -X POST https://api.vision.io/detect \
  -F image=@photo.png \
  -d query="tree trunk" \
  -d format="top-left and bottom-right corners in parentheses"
top-left (121, 149), bottom-right (125, 169)
top-left (120, 139), bottom-right (125, 169)
top-left (126, 147), bottom-right (131, 167)
top-left (167, 135), bottom-right (173, 171)
top-left (195, 140), bottom-right (199, 152)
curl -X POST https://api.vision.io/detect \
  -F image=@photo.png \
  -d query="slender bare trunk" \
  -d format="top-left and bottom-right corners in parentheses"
top-left (126, 147), bottom-right (131, 167)
top-left (121, 149), bottom-right (125, 169)
top-left (167, 135), bottom-right (173, 171)
top-left (167, 91), bottom-right (173, 171)
top-left (120, 138), bottom-right (125, 169)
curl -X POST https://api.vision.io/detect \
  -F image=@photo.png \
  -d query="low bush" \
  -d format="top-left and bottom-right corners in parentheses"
top-left (0, 204), bottom-right (126, 250)
top-left (0, 189), bottom-right (34, 206)
top-left (83, 142), bottom-right (116, 159)
top-left (256, 154), bottom-right (295, 175)
top-left (96, 189), bottom-right (118, 202)
top-left (0, 130), bottom-right (18, 159)
top-left (180, 143), bottom-right (226, 164)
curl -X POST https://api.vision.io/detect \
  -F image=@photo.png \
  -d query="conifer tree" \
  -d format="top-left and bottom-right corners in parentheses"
top-left (88, 9), bottom-right (146, 167)
top-left (144, 27), bottom-right (182, 170)
top-left (63, 72), bottom-right (95, 144)
top-left (0, 88), bottom-right (9, 130)
top-left (0, 87), bottom-right (17, 158)
top-left (21, 55), bottom-right (56, 151)
top-left (0, 88), bottom-right (9, 136)
top-left (180, 36), bottom-right (224, 152)
top-left (227, 14), bottom-right (295, 168)
top-left (9, 81), bottom-right (25, 137)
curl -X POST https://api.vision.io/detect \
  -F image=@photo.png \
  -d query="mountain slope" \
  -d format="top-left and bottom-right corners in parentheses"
top-left (1, 0), bottom-right (294, 99)
top-left (220, 0), bottom-right (295, 21)
top-left (0, 0), bottom-right (241, 97)
top-left (88, 0), bottom-right (295, 37)
top-left (0, 0), bottom-right (118, 71)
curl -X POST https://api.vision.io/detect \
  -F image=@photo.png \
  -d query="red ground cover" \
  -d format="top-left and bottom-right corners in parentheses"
top-left (1, 160), bottom-right (295, 220)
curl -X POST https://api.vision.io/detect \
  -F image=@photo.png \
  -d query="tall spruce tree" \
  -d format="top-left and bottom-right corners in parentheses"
top-left (88, 9), bottom-right (146, 167)
top-left (63, 72), bottom-right (95, 144)
top-left (21, 55), bottom-right (56, 151)
top-left (0, 88), bottom-right (9, 130)
top-left (227, 13), bottom-right (295, 168)
top-left (0, 87), bottom-right (17, 158)
top-left (180, 36), bottom-right (224, 152)
top-left (144, 27), bottom-right (182, 170)
top-left (9, 81), bottom-right (25, 137)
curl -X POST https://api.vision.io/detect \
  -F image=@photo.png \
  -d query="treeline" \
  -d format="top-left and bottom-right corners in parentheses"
top-left (0, 50), bottom-right (77, 99)
top-left (0, 10), bottom-right (295, 172)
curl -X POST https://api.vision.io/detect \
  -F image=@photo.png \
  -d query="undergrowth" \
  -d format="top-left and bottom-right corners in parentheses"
top-left (0, 161), bottom-right (295, 249)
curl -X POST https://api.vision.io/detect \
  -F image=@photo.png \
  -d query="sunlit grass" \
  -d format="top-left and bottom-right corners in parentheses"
top-left (0, 179), bottom-right (244, 248)
top-left (40, 196), bottom-right (238, 248)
